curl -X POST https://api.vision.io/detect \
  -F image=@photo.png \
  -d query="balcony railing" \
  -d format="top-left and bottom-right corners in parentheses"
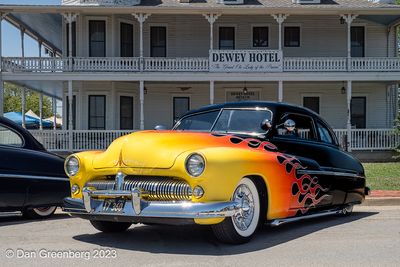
top-left (3, 57), bottom-right (400, 73)
top-left (28, 129), bottom-right (400, 152)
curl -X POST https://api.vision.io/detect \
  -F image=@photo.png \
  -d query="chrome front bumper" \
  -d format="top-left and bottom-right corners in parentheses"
top-left (63, 187), bottom-right (241, 221)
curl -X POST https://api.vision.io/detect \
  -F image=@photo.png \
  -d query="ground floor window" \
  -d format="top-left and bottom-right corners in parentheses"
top-left (303, 96), bottom-right (320, 114)
top-left (120, 96), bottom-right (134, 130)
top-left (173, 97), bottom-right (190, 124)
top-left (351, 96), bottom-right (366, 129)
top-left (88, 95), bottom-right (106, 130)
top-left (66, 95), bottom-right (76, 130)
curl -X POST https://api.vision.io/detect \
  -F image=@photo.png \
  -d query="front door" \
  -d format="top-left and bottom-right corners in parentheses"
top-left (173, 97), bottom-right (190, 125)
top-left (120, 96), bottom-right (134, 130)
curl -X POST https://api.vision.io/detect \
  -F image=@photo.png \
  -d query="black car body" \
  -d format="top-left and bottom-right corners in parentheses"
top-left (0, 116), bottom-right (69, 217)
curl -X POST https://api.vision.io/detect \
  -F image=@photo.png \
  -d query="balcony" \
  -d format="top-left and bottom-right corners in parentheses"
top-left (28, 128), bottom-right (400, 152)
top-left (2, 57), bottom-right (400, 73)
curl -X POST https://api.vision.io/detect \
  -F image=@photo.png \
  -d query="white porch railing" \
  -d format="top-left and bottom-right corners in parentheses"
top-left (29, 129), bottom-right (400, 152)
top-left (284, 57), bottom-right (347, 72)
top-left (73, 57), bottom-right (140, 72)
top-left (4, 57), bottom-right (400, 73)
top-left (143, 57), bottom-right (209, 72)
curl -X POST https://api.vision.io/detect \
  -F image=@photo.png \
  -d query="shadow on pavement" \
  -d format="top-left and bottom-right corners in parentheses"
top-left (73, 211), bottom-right (378, 255)
top-left (0, 213), bottom-right (71, 227)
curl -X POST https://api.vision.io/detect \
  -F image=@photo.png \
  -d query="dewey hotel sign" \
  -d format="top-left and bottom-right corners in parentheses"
top-left (210, 50), bottom-right (283, 72)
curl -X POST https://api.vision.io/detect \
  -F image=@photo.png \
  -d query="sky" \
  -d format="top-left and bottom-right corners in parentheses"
top-left (1, 0), bottom-right (61, 56)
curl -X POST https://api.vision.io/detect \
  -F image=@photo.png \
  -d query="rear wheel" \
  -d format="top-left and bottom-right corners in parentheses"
top-left (211, 177), bottom-right (262, 244)
top-left (22, 206), bottom-right (57, 219)
top-left (90, 220), bottom-right (132, 233)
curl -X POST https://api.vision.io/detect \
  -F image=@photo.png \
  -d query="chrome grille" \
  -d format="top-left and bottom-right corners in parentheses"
top-left (85, 177), bottom-right (192, 201)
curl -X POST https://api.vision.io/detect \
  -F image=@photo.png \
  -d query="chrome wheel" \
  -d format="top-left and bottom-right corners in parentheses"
top-left (231, 178), bottom-right (260, 237)
top-left (232, 184), bottom-right (255, 232)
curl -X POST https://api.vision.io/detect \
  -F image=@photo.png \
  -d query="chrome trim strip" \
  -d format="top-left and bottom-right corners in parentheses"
top-left (270, 208), bottom-right (341, 227)
top-left (296, 170), bottom-right (363, 179)
top-left (0, 173), bottom-right (69, 181)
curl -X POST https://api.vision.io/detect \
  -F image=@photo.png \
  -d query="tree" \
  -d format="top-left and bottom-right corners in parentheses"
top-left (3, 82), bottom-right (54, 118)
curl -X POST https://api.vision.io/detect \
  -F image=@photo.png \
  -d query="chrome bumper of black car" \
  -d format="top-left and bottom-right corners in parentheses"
top-left (63, 187), bottom-right (241, 221)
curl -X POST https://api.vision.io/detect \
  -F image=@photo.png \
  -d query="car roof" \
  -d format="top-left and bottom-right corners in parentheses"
top-left (184, 101), bottom-right (319, 118)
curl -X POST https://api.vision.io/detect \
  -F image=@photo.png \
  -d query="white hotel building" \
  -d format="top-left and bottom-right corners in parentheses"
top-left (0, 0), bottom-right (399, 153)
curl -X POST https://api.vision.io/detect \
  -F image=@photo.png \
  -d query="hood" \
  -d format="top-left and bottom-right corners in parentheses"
top-left (92, 131), bottom-right (225, 169)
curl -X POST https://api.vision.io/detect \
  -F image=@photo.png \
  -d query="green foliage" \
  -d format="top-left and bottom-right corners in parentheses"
top-left (3, 83), bottom-right (53, 118)
top-left (363, 163), bottom-right (400, 190)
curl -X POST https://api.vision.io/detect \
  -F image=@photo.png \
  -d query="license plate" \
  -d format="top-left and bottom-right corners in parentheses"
top-left (102, 198), bottom-right (126, 213)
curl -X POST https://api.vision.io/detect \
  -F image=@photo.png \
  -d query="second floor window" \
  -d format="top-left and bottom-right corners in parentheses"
top-left (351, 26), bottom-right (365, 57)
top-left (89, 95), bottom-right (106, 130)
top-left (219, 27), bottom-right (235, 50)
top-left (120, 22), bottom-right (133, 57)
top-left (284, 26), bottom-right (300, 47)
top-left (253, 27), bottom-right (269, 48)
top-left (89, 20), bottom-right (106, 57)
top-left (150, 26), bottom-right (167, 57)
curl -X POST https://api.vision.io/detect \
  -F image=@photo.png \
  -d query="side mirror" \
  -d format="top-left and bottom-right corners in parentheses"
top-left (154, 125), bottom-right (168, 130)
top-left (260, 119), bottom-right (272, 131)
top-left (284, 119), bottom-right (296, 132)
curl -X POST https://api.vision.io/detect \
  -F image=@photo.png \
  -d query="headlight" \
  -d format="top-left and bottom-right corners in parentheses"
top-left (65, 156), bottom-right (80, 176)
top-left (185, 153), bottom-right (205, 177)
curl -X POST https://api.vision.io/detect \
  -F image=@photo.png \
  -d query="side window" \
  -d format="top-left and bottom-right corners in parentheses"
top-left (0, 124), bottom-right (23, 147)
top-left (276, 113), bottom-right (316, 140)
top-left (174, 110), bottom-right (220, 131)
top-left (317, 122), bottom-right (334, 144)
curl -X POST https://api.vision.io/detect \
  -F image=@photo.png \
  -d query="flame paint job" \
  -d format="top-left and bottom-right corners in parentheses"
top-left (67, 130), bottom-right (330, 223)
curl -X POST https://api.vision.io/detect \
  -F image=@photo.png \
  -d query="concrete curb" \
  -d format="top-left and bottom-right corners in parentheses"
top-left (362, 197), bottom-right (400, 206)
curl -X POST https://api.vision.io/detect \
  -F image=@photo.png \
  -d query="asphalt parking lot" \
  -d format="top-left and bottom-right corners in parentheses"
top-left (0, 205), bottom-right (399, 267)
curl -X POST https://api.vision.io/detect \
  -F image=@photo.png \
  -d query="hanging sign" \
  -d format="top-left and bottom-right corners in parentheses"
top-left (209, 50), bottom-right (282, 72)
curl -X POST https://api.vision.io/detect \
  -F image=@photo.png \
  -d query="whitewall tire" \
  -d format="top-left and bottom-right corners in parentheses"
top-left (212, 177), bottom-right (262, 244)
top-left (23, 206), bottom-right (57, 219)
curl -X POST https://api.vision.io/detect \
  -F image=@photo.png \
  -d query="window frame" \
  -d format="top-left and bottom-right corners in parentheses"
top-left (119, 21), bottom-right (134, 57)
top-left (251, 25), bottom-right (270, 48)
top-left (302, 95), bottom-right (321, 114)
top-left (284, 25), bottom-right (301, 48)
top-left (150, 25), bottom-right (168, 57)
top-left (0, 123), bottom-right (25, 148)
top-left (350, 25), bottom-right (366, 58)
top-left (119, 94), bottom-right (135, 130)
top-left (274, 112), bottom-right (318, 141)
top-left (172, 96), bottom-right (191, 125)
top-left (88, 95), bottom-right (106, 130)
top-left (218, 26), bottom-right (236, 50)
top-left (351, 96), bottom-right (367, 129)
top-left (88, 19), bottom-right (106, 57)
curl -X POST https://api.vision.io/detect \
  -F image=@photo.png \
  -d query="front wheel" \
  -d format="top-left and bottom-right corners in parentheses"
top-left (211, 177), bottom-right (262, 244)
top-left (90, 220), bottom-right (132, 233)
top-left (22, 206), bottom-right (57, 219)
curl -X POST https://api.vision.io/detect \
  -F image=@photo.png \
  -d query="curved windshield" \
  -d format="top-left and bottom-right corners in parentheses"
top-left (174, 108), bottom-right (272, 135)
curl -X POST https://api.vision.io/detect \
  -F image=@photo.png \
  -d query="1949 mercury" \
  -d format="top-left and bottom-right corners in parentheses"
top-left (63, 101), bottom-right (369, 244)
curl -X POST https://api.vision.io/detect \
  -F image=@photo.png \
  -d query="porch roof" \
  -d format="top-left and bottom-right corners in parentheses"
top-left (2, 0), bottom-right (400, 16)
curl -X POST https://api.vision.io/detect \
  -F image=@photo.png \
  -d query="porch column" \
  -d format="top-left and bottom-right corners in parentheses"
top-left (272, 14), bottom-right (288, 51)
top-left (21, 88), bottom-right (26, 128)
top-left (209, 80), bottom-right (215, 104)
top-left (346, 80), bottom-right (352, 152)
top-left (38, 41), bottom-right (42, 70)
top-left (139, 80), bottom-right (145, 130)
top-left (68, 80), bottom-right (73, 151)
top-left (203, 14), bottom-right (221, 50)
top-left (53, 97), bottom-right (57, 130)
top-left (39, 93), bottom-right (43, 130)
top-left (62, 13), bottom-right (78, 71)
top-left (341, 14), bottom-right (357, 71)
top-left (0, 12), bottom-right (7, 72)
top-left (278, 81), bottom-right (283, 102)
top-left (133, 13), bottom-right (151, 71)
top-left (0, 79), bottom-right (3, 117)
